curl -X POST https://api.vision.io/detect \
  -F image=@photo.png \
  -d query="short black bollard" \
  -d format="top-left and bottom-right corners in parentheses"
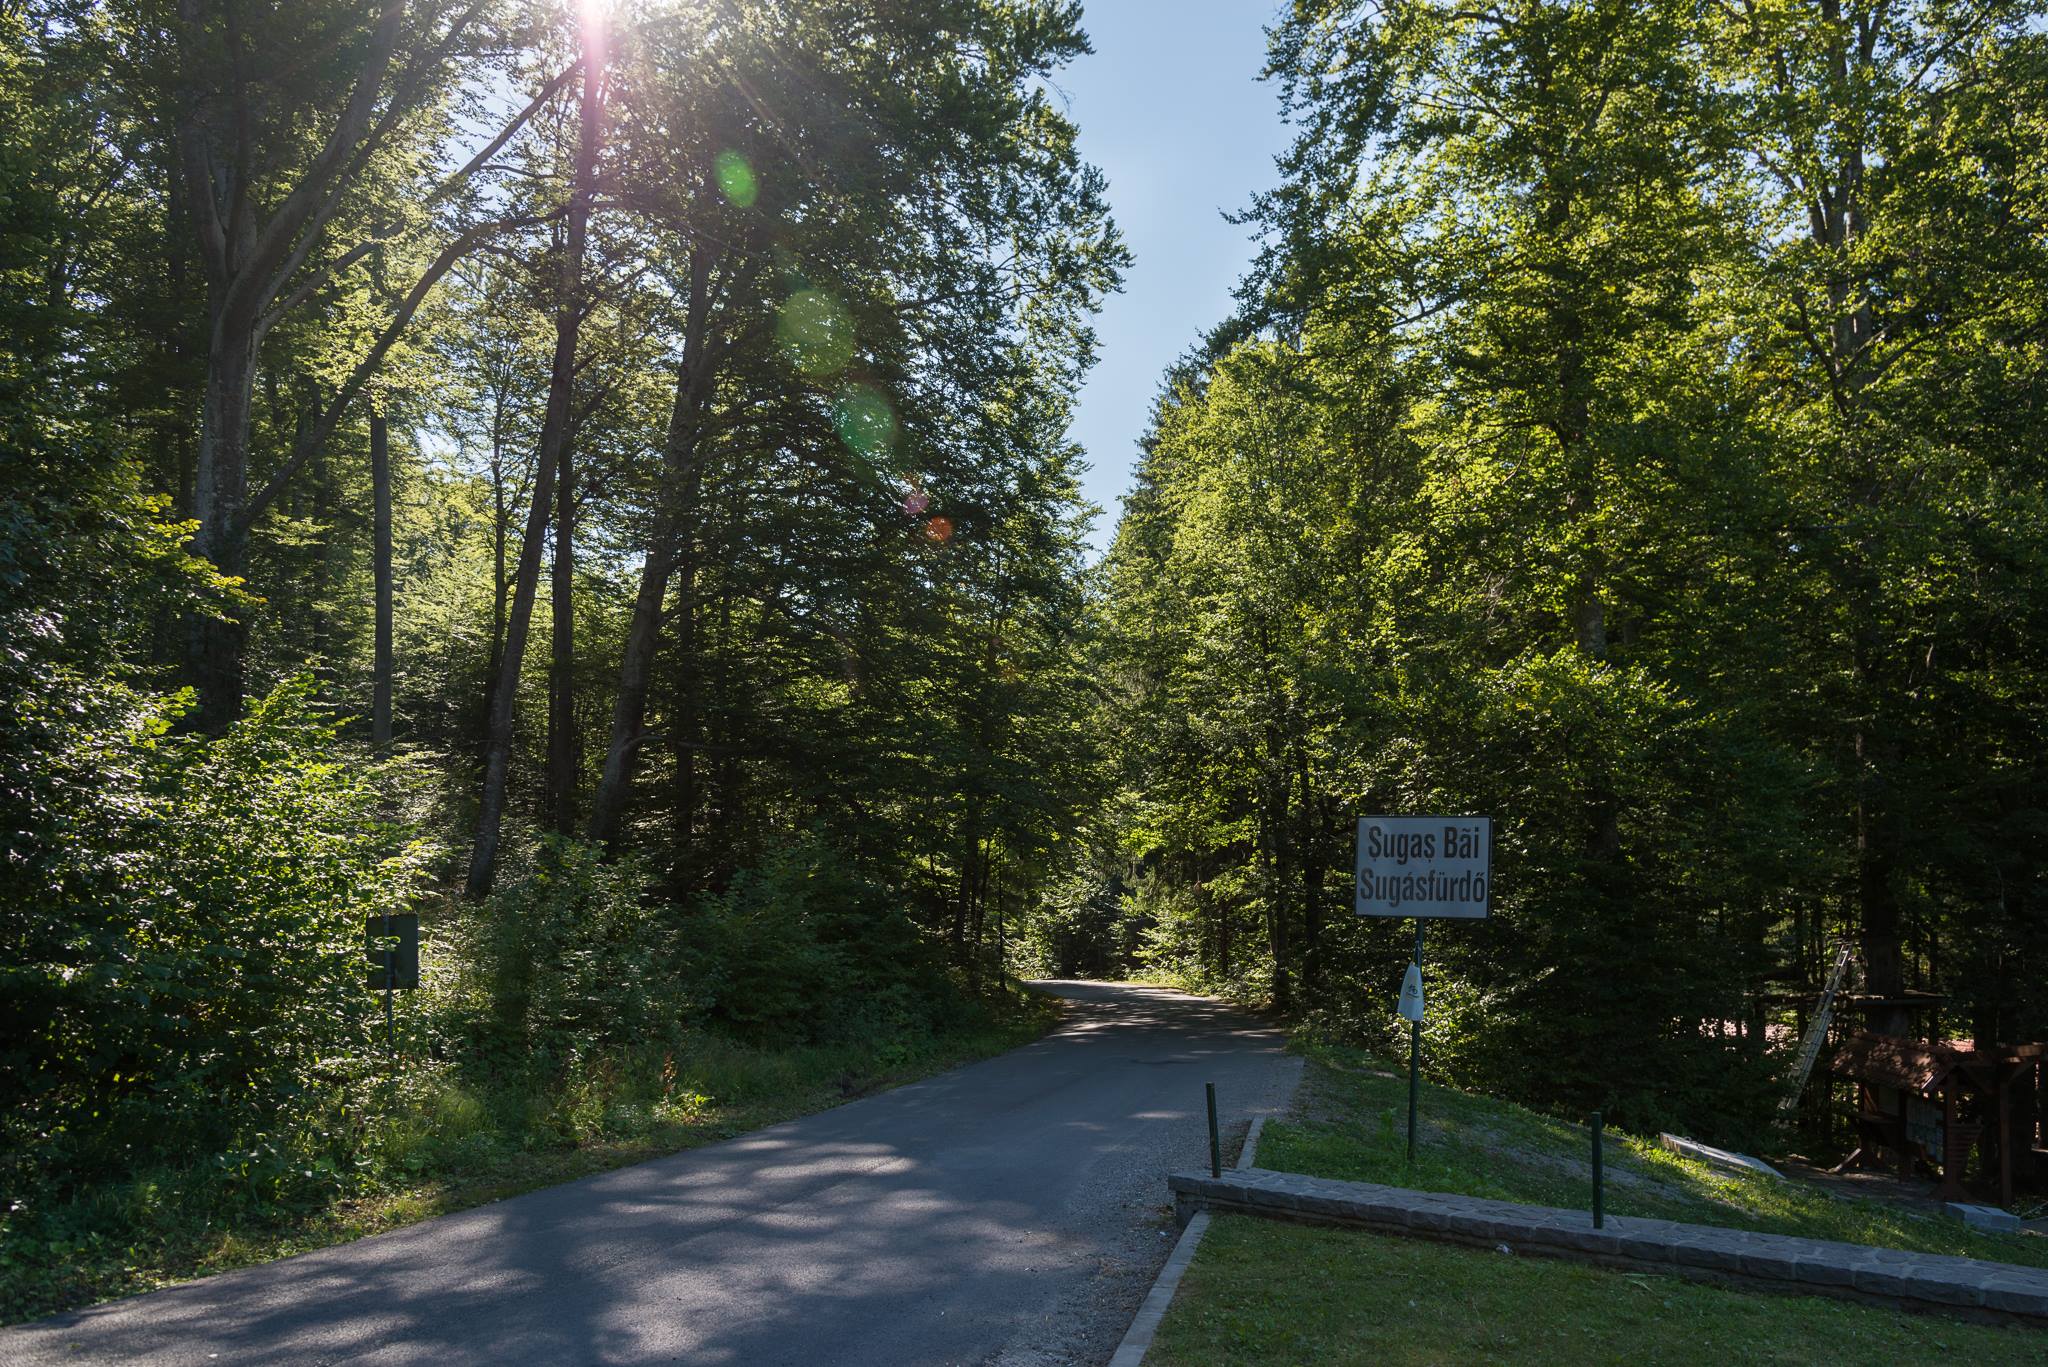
top-left (1207, 1082), bottom-right (1221, 1178)
top-left (1591, 1110), bottom-right (1604, 1229)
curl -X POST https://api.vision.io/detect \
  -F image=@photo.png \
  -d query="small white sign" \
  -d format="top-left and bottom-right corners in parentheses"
top-left (1397, 962), bottom-right (1425, 1022)
top-left (1355, 816), bottom-right (1492, 919)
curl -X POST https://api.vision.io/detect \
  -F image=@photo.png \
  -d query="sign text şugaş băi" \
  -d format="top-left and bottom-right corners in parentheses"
top-left (1354, 816), bottom-right (1491, 919)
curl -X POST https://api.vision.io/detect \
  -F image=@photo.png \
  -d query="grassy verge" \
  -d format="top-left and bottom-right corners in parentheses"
top-left (1149, 1215), bottom-right (2040, 1366)
top-left (0, 981), bottom-right (1062, 1326)
top-left (1258, 1040), bottom-right (2048, 1270)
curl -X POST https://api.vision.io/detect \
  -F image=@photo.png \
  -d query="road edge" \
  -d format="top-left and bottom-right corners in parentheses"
top-left (1106, 1115), bottom-right (1270, 1366)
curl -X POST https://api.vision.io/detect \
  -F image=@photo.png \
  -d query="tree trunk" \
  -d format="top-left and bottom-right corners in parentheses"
top-left (484, 387), bottom-right (511, 750)
top-left (1262, 713), bottom-right (1293, 1012)
top-left (465, 27), bottom-right (607, 898)
top-left (967, 845), bottom-right (993, 988)
top-left (1804, 22), bottom-right (1897, 1036)
top-left (184, 315), bottom-right (258, 730)
top-left (1300, 766), bottom-right (1324, 995)
top-left (672, 569), bottom-right (702, 862)
top-left (173, 0), bottom-right (406, 727)
top-left (548, 436), bottom-right (576, 832)
top-left (585, 244), bottom-right (718, 846)
top-left (371, 411), bottom-right (394, 749)
top-left (303, 392), bottom-right (333, 670)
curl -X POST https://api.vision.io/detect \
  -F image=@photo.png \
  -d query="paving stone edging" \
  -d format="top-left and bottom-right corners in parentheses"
top-left (1169, 1168), bottom-right (2048, 1328)
top-left (1106, 1212), bottom-right (1208, 1367)
top-left (1107, 1118), bottom-right (1273, 1367)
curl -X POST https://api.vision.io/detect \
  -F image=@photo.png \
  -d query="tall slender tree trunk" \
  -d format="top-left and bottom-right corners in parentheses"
top-left (548, 438), bottom-right (577, 831)
top-left (1299, 757), bottom-right (1324, 994)
top-left (672, 571), bottom-right (702, 863)
top-left (1806, 49), bottom-right (1901, 1035)
top-left (371, 410), bottom-right (394, 749)
top-left (1261, 767), bottom-right (1292, 1012)
top-left (484, 389), bottom-right (511, 749)
top-left (586, 244), bottom-right (718, 846)
top-left (303, 393), bottom-right (333, 670)
top-left (173, 0), bottom-right (406, 728)
top-left (466, 23), bottom-right (607, 898)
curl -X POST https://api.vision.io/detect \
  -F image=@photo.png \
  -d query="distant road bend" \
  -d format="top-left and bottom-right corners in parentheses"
top-left (5, 981), bottom-right (1300, 1366)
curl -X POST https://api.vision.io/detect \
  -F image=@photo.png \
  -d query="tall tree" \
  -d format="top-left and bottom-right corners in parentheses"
top-left (371, 409), bottom-right (394, 748)
top-left (1710, 0), bottom-right (2048, 1035)
top-left (582, 0), bottom-right (1124, 851)
top-left (467, 1), bottom-right (609, 896)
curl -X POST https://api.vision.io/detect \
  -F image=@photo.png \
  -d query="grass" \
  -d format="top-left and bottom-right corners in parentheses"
top-left (1258, 1040), bottom-right (2048, 1270)
top-left (1149, 1215), bottom-right (2044, 1366)
top-left (0, 982), bottom-right (1062, 1326)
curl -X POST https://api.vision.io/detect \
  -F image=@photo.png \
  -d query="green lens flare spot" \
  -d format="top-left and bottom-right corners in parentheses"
top-left (714, 150), bottom-right (757, 208)
top-left (833, 384), bottom-right (898, 461)
top-left (777, 290), bottom-right (856, 376)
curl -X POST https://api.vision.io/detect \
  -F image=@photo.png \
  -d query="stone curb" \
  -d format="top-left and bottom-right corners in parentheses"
top-left (1105, 1211), bottom-right (1209, 1367)
top-left (1168, 1168), bottom-right (2048, 1329)
top-left (1237, 1116), bottom-right (1266, 1171)
top-left (1107, 1116), bottom-right (1271, 1367)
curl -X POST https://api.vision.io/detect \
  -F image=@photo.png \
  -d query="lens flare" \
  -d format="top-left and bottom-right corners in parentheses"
top-left (833, 383), bottom-right (898, 463)
top-left (776, 290), bottom-right (855, 376)
top-left (714, 150), bottom-right (757, 208)
top-left (924, 515), bottom-right (954, 545)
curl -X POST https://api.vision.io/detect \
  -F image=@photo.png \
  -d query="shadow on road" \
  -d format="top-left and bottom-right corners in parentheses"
top-left (8, 980), bottom-right (1300, 1367)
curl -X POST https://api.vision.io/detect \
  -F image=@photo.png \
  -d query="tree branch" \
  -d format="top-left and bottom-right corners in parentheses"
top-left (237, 212), bottom-right (553, 534)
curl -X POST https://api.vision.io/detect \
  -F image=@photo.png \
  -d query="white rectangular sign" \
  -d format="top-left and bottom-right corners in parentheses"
top-left (1355, 816), bottom-right (1492, 919)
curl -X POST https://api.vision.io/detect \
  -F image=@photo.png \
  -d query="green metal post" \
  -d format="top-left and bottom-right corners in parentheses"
top-left (1407, 920), bottom-right (1423, 1163)
top-left (1207, 1082), bottom-right (1221, 1178)
top-left (384, 907), bottom-right (394, 1055)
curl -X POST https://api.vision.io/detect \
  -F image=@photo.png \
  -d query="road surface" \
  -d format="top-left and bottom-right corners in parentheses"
top-left (4, 981), bottom-right (1300, 1366)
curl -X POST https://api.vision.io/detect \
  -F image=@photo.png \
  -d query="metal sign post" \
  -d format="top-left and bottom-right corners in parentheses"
top-left (364, 912), bottom-right (421, 1057)
top-left (1355, 816), bottom-right (1493, 1163)
top-left (1404, 921), bottom-right (1424, 1161)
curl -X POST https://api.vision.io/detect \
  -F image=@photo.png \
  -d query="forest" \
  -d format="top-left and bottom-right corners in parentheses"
top-left (2, 0), bottom-right (1121, 1316)
top-left (3, 0), bottom-right (2046, 1323)
top-left (1072, 0), bottom-right (2048, 1146)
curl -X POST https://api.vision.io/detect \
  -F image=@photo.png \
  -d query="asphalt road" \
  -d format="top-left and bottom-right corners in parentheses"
top-left (5, 981), bottom-right (1300, 1367)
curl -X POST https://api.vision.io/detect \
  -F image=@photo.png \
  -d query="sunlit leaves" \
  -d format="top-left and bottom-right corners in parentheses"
top-left (832, 382), bottom-right (898, 463)
top-left (775, 288), bottom-right (856, 376)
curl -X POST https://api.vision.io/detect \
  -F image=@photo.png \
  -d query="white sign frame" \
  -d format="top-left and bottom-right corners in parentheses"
top-left (1354, 815), bottom-right (1492, 920)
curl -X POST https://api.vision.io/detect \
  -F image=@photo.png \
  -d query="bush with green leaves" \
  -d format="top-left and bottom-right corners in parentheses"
top-left (476, 839), bottom-right (699, 1069)
top-left (689, 839), bottom-right (966, 1050)
top-left (1, 676), bottom-right (428, 1203)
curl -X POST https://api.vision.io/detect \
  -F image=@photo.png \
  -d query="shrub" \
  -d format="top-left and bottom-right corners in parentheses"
top-left (476, 840), bottom-right (699, 1069)
top-left (0, 677), bottom-right (429, 1201)
top-left (690, 840), bottom-right (962, 1048)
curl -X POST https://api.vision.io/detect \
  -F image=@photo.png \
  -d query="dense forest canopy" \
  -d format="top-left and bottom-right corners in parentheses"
top-left (3, 0), bottom-right (2046, 1312)
top-left (1045, 0), bottom-right (2048, 1140)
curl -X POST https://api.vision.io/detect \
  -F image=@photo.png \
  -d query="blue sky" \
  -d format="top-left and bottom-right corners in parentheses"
top-left (1055, 1), bottom-right (1295, 557)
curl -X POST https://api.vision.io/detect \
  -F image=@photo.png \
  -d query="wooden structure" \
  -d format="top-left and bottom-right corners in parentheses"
top-left (1832, 1031), bottom-right (2046, 1209)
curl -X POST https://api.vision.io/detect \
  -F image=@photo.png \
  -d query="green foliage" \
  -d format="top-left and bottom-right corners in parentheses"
top-left (1, 679), bottom-right (426, 1198)
top-left (479, 841), bottom-right (695, 1068)
top-left (1057, 0), bottom-right (2048, 1146)
top-left (691, 841), bottom-right (965, 1049)
top-left (0, 975), bottom-right (1055, 1326)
